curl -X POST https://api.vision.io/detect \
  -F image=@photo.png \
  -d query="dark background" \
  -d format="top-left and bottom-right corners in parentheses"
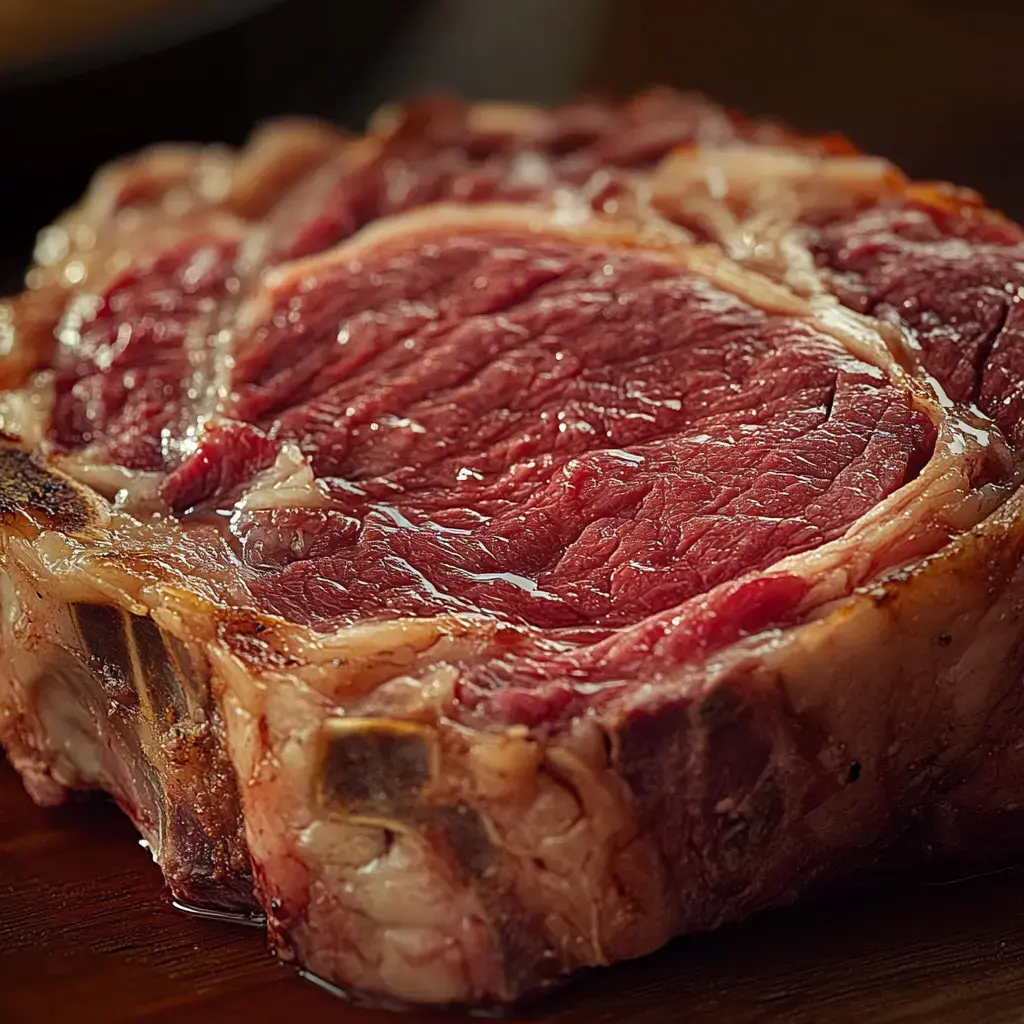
top-left (4, 5), bottom-right (1024, 1019)
top-left (592, 0), bottom-right (1024, 217)
top-left (2, 0), bottom-right (1022, 276)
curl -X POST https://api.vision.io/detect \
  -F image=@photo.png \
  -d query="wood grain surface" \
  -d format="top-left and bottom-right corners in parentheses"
top-left (3, 759), bottom-right (1024, 1023)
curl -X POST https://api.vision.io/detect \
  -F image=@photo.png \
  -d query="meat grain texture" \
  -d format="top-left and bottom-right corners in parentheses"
top-left (1, 90), bottom-right (1024, 1006)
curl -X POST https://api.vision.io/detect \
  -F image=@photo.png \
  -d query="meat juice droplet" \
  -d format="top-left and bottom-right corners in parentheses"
top-left (171, 899), bottom-right (266, 928)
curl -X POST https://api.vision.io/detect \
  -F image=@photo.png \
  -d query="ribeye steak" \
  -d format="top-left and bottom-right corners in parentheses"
top-left (3, 90), bottom-right (1024, 1005)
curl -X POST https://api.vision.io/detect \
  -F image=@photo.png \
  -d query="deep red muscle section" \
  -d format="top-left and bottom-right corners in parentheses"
top-left (30, 97), bottom-right (958, 719)
top-left (275, 91), bottom-right (800, 262)
top-left (810, 196), bottom-right (1024, 446)
top-left (160, 422), bottom-right (278, 514)
top-left (232, 233), bottom-right (935, 636)
top-left (39, 92), bottom-right (823, 480)
top-left (50, 236), bottom-right (239, 470)
top-left (455, 571), bottom-right (812, 726)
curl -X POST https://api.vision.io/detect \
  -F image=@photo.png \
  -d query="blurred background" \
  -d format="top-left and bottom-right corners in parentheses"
top-left (2, 0), bottom-right (1022, 283)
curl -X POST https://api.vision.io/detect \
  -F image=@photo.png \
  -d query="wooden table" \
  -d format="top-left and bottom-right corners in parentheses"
top-left (3, 758), bottom-right (1024, 1023)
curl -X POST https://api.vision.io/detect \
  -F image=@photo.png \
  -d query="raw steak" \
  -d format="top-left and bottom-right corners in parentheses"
top-left (2, 90), bottom-right (1024, 1005)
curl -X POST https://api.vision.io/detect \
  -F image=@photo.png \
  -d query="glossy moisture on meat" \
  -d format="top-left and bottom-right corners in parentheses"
top-left (229, 235), bottom-right (933, 633)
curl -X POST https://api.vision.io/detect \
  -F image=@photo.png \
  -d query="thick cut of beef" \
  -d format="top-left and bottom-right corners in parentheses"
top-left (2, 91), bottom-right (1024, 1005)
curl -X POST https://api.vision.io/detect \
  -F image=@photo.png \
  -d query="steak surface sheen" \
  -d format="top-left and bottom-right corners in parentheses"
top-left (2, 90), bottom-right (1024, 1005)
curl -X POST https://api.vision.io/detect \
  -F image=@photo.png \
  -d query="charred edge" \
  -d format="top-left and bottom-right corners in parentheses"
top-left (73, 602), bottom-right (188, 724)
top-left (618, 685), bottom-right (786, 902)
top-left (164, 632), bottom-right (212, 706)
top-left (616, 701), bottom-right (691, 807)
top-left (0, 446), bottom-right (93, 533)
top-left (73, 602), bottom-right (254, 909)
top-left (71, 603), bottom-right (140, 713)
top-left (426, 805), bottom-right (494, 877)
top-left (216, 612), bottom-right (298, 670)
top-left (166, 800), bottom-right (259, 913)
top-left (429, 804), bottom-right (563, 1000)
top-left (131, 614), bottom-right (188, 723)
top-left (320, 719), bottom-right (439, 813)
